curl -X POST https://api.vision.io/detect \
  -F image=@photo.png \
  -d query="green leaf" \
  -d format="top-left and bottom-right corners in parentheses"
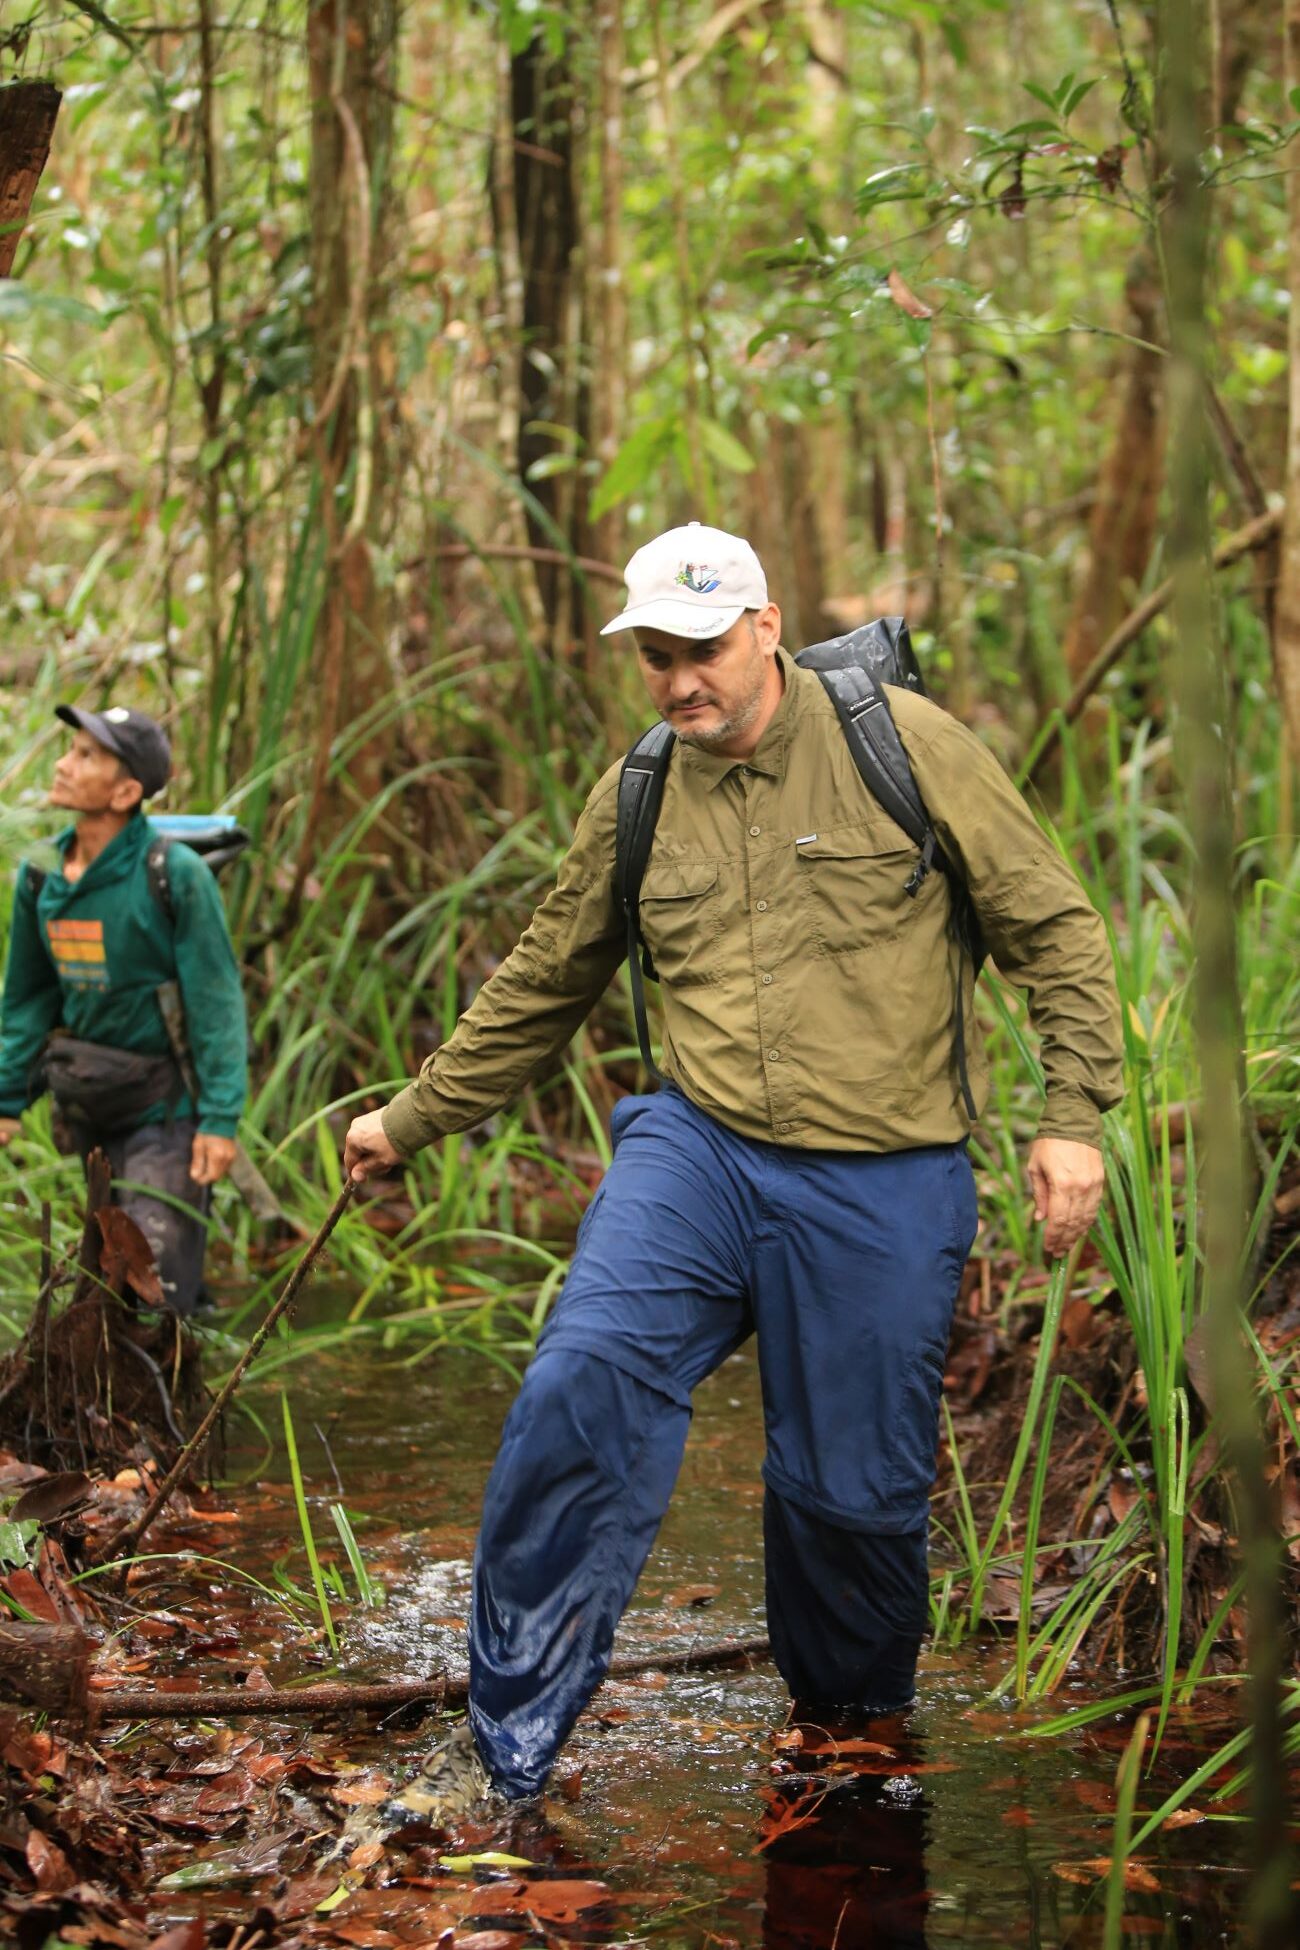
top-left (940, 18), bottom-right (967, 64)
top-left (158, 494), bottom-right (185, 538)
top-left (524, 453), bottom-right (576, 482)
top-left (1002, 120), bottom-right (1065, 138)
top-left (1021, 81), bottom-right (1060, 113)
top-left (158, 1859), bottom-right (247, 1890)
top-left (0, 1518), bottom-right (39, 1570)
top-left (439, 1850), bottom-right (535, 1872)
top-left (589, 416), bottom-right (675, 522)
top-left (316, 1880), bottom-right (353, 1913)
top-left (698, 418), bottom-right (755, 475)
top-left (1062, 76), bottom-right (1100, 119)
top-left (0, 285), bottom-right (107, 327)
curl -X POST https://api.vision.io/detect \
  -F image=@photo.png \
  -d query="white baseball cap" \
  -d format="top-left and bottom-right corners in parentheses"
top-left (600, 521), bottom-right (768, 639)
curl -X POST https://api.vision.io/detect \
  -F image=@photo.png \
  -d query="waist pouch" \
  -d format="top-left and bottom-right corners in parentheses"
top-left (39, 1038), bottom-right (183, 1134)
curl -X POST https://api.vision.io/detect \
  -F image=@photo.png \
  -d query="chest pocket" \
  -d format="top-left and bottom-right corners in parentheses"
top-left (638, 859), bottom-right (722, 988)
top-left (794, 822), bottom-right (922, 958)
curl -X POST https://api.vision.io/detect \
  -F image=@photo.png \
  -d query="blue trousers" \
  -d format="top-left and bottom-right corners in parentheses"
top-left (469, 1089), bottom-right (977, 1797)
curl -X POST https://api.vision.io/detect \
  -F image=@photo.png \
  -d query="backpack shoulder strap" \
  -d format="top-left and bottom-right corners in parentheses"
top-left (615, 721), bottom-right (677, 1081)
top-left (812, 665), bottom-right (985, 1119)
top-left (144, 834), bottom-right (176, 927)
top-left (811, 664), bottom-right (937, 886)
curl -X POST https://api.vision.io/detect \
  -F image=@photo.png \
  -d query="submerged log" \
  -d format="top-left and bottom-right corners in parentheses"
top-left (88, 1635), bottom-right (773, 1723)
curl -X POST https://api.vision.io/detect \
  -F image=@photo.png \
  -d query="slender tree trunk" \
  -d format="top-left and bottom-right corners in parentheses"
top-left (588, 0), bottom-right (629, 635)
top-left (1062, 249), bottom-right (1165, 686)
top-left (510, 27), bottom-right (582, 641)
top-left (1274, 0), bottom-right (1300, 779)
top-left (1164, 3), bottom-right (1296, 1940)
top-left (196, 0), bottom-right (228, 797)
top-left (488, 24), bottom-right (547, 652)
top-left (297, 0), bottom-right (398, 881)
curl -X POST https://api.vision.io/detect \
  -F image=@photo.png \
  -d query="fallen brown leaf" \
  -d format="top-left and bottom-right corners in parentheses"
top-left (886, 268), bottom-right (932, 319)
top-left (25, 1826), bottom-right (76, 1894)
top-left (96, 1205), bottom-right (165, 1305)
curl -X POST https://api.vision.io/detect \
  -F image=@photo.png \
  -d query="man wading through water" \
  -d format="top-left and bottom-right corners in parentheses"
top-left (344, 523), bottom-right (1124, 1806)
top-left (0, 707), bottom-right (247, 1314)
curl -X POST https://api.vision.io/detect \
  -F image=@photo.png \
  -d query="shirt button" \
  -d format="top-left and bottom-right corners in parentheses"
top-left (779, 1121), bottom-right (793, 1134)
top-left (761, 973), bottom-right (773, 986)
top-left (749, 825), bottom-right (761, 837)
top-left (755, 899), bottom-right (768, 913)
top-left (767, 1048), bottom-right (781, 1062)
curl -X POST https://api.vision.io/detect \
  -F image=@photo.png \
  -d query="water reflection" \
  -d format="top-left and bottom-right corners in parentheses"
top-left (761, 1713), bottom-right (929, 1950)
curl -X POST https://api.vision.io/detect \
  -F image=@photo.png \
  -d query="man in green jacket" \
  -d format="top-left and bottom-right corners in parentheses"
top-left (344, 522), bottom-right (1124, 1802)
top-left (0, 706), bottom-right (247, 1314)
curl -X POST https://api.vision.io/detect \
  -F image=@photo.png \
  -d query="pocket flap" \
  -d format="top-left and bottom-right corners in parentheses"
top-left (795, 822), bottom-right (912, 862)
top-left (640, 859), bottom-right (719, 901)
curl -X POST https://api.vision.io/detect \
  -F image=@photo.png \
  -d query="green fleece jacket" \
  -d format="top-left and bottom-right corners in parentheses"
top-left (0, 814), bottom-right (247, 1137)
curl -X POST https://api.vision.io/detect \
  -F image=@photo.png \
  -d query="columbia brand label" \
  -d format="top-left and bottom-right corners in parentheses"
top-left (674, 563), bottom-right (721, 594)
top-left (46, 917), bottom-right (109, 988)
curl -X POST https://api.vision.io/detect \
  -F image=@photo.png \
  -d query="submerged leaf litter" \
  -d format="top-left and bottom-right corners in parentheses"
top-left (0, 1334), bottom-right (1273, 1946)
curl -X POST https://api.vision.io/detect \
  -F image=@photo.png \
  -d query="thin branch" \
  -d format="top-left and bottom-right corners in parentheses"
top-left (87, 1635), bottom-right (772, 1722)
top-left (94, 1182), bottom-right (357, 1568)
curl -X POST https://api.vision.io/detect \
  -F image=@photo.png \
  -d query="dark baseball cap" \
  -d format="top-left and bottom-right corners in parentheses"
top-left (54, 704), bottom-right (171, 798)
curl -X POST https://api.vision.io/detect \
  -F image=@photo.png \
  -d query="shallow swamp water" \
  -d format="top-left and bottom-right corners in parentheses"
top-left (88, 1314), bottom-right (1268, 1950)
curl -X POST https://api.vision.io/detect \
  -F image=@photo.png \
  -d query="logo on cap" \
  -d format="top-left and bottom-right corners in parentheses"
top-left (104, 707), bottom-right (131, 723)
top-left (675, 563), bottom-right (721, 595)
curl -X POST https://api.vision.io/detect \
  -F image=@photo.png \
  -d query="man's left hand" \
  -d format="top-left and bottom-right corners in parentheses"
top-left (1027, 1137), bottom-right (1105, 1258)
top-left (191, 1133), bottom-right (237, 1186)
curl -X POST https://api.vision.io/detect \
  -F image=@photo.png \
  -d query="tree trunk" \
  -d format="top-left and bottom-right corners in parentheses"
top-left (1274, 0), bottom-right (1300, 774)
top-left (0, 80), bottom-right (60, 277)
top-left (1164, 2), bottom-right (1295, 1935)
top-left (587, 0), bottom-right (629, 651)
top-left (511, 27), bottom-right (584, 644)
top-left (297, 0), bottom-right (399, 878)
top-left (1062, 248), bottom-right (1166, 686)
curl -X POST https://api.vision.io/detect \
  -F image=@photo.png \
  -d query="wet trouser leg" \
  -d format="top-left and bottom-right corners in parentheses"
top-left (87, 1119), bottom-right (211, 1315)
top-left (470, 1350), bottom-right (696, 1796)
top-left (763, 1498), bottom-right (929, 1711)
top-left (750, 1136), bottom-right (976, 1715)
top-left (468, 1090), bottom-right (977, 1797)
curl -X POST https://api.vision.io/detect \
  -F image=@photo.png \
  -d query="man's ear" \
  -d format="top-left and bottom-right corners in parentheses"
top-left (754, 603), bottom-right (782, 653)
top-left (110, 773), bottom-right (145, 815)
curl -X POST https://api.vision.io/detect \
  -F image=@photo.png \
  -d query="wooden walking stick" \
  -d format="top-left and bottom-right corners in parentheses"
top-left (96, 1180), bottom-right (357, 1568)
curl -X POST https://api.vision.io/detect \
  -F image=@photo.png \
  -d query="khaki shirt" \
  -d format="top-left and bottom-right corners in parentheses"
top-left (382, 650), bottom-right (1123, 1158)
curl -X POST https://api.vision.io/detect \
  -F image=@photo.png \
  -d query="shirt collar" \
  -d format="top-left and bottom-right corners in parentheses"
top-left (52, 811), bottom-right (147, 886)
top-left (678, 646), bottom-right (804, 790)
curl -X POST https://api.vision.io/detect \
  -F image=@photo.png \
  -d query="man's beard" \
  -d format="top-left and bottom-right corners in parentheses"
top-left (673, 644), bottom-right (768, 750)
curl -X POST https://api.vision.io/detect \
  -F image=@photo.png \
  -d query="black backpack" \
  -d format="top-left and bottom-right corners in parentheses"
top-left (613, 618), bottom-right (985, 1116)
top-left (25, 814), bottom-right (250, 922)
